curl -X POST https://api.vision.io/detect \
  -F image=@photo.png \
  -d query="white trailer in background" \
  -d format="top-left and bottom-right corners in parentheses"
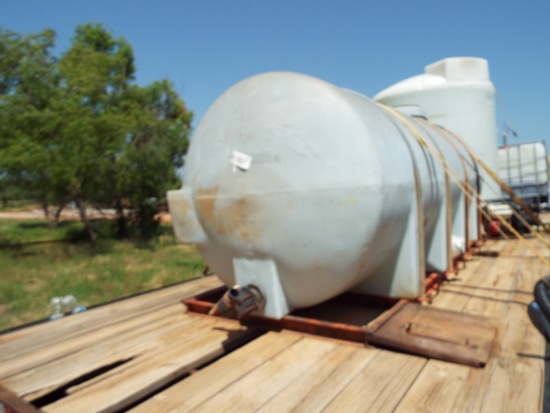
top-left (498, 141), bottom-right (549, 208)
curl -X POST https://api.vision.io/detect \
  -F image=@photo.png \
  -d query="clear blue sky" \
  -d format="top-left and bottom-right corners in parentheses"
top-left (3, 0), bottom-right (549, 146)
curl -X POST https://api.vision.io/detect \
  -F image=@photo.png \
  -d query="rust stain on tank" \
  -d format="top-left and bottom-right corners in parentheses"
top-left (168, 194), bottom-right (191, 222)
top-left (195, 185), bottom-right (261, 241)
top-left (224, 196), bottom-right (261, 241)
top-left (196, 186), bottom-right (223, 234)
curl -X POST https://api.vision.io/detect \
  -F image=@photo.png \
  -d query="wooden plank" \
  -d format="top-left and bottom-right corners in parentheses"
top-left (52, 316), bottom-right (222, 398)
top-left (462, 237), bottom-right (545, 413)
top-left (391, 344), bottom-right (543, 412)
top-left (255, 342), bottom-right (378, 412)
top-left (4, 310), bottom-right (198, 399)
top-left (128, 332), bottom-right (303, 413)
top-left (469, 313), bottom-right (544, 413)
top-left (394, 237), bottom-right (546, 412)
top-left (431, 239), bottom-right (512, 312)
top-left (512, 236), bottom-right (549, 305)
top-left (181, 333), bottom-right (339, 413)
top-left (42, 318), bottom-right (259, 413)
top-left (0, 385), bottom-right (43, 413)
top-left (322, 350), bottom-right (426, 413)
top-left (512, 238), bottom-right (549, 356)
top-left (0, 276), bottom-right (222, 359)
top-left (0, 304), bottom-right (187, 381)
top-left (1, 236), bottom-right (547, 413)
top-left (393, 360), bottom-right (472, 413)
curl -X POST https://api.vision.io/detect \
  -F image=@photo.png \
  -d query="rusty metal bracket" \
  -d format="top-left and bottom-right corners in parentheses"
top-left (184, 288), bottom-right (399, 343)
top-left (183, 272), bottom-right (497, 367)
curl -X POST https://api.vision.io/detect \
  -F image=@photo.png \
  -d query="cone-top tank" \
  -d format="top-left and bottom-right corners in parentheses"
top-left (375, 57), bottom-right (499, 201)
top-left (169, 61), bottom-right (484, 319)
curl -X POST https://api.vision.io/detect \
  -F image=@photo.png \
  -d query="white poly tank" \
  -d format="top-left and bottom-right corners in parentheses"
top-left (375, 57), bottom-right (500, 201)
top-left (168, 72), bottom-right (478, 318)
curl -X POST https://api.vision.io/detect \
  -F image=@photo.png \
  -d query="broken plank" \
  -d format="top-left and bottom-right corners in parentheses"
top-left (42, 318), bottom-right (259, 413)
top-left (55, 316), bottom-right (224, 395)
top-left (5, 310), bottom-right (197, 399)
top-left (1, 304), bottom-right (187, 382)
top-left (128, 332), bottom-right (302, 413)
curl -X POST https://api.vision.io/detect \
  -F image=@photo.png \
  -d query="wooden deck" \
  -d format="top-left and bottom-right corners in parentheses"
top-left (0, 238), bottom-right (547, 412)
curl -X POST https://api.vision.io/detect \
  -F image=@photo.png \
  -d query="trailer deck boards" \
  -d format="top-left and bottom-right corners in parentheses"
top-left (0, 238), bottom-right (547, 412)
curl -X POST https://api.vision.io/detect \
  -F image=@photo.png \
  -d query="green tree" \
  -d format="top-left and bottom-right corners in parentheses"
top-left (0, 24), bottom-right (192, 242)
top-left (0, 28), bottom-right (66, 224)
top-left (114, 80), bottom-right (191, 238)
top-left (55, 24), bottom-right (135, 242)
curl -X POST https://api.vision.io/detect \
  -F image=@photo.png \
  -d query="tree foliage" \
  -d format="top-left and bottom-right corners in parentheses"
top-left (0, 24), bottom-right (192, 241)
top-left (0, 28), bottom-right (62, 219)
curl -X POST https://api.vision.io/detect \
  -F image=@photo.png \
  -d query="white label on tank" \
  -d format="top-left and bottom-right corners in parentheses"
top-left (230, 150), bottom-right (253, 172)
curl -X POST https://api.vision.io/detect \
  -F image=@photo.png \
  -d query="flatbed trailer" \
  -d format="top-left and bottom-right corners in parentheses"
top-left (0, 237), bottom-right (547, 413)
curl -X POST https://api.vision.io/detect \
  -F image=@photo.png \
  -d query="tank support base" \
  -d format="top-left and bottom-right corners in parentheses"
top-left (183, 281), bottom-right (497, 367)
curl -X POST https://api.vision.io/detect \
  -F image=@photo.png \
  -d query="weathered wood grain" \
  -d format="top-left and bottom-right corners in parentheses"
top-left (129, 332), bottom-right (302, 413)
top-left (395, 237), bottom-right (546, 413)
top-left (256, 342), bottom-right (378, 412)
top-left (6, 309), bottom-right (197, 399)
top-left (1, 237), bottom-right (547, 413)
top-left (43, 317), bottom-right (258, 413)
top-left (184, 334), bottom-right (339, 413)
top-left (323, 350), bottom-right (426, 413)
top-left (1, 304), bottom-right (187, 382)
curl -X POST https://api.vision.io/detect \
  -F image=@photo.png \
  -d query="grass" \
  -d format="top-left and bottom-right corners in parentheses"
top-left (0, 218), bottom-right (205, 331)
top-left (0, 219), bottom-right (85, 244)
top-left (0, 198), bottom-right (37, 211)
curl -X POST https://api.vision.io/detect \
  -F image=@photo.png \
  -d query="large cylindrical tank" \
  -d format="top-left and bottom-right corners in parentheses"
top-left (374, 57), bottom-right (499, 200)
top-left (168, 72), bottom-right (477, 318)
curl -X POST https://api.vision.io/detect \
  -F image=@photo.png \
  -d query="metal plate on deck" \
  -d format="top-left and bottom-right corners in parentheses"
top-left (365, 302), bottom-right (498, 367)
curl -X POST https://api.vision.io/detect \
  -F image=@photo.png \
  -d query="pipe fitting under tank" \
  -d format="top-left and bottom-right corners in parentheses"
top-left (209, 284), bottom-right (265, 319)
